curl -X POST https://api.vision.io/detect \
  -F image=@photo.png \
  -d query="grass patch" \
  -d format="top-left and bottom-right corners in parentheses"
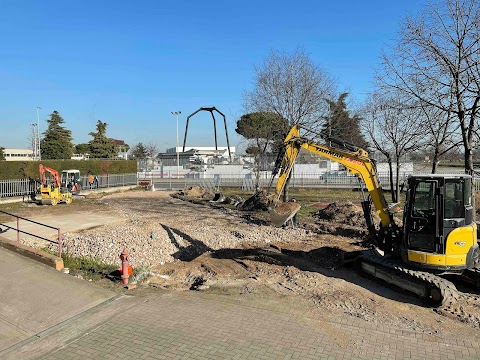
top-left (218, 186), bottom-right (405, 221)
top-left (130, 265), bottom-right (153, 284)
top-left (62, 253), bottom-right (118, 281)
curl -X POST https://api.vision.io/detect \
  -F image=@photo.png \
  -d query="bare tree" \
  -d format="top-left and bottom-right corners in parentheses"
top-left (245, 48), bottom-right (336, 133)
top-left (362, 93), bottom-right (426, 202)
top-left (244, 48), bottom-right (336, 199)
top-left (418, 100), bottom-right (462, 173)
top-left (145, 142), bottom-right (159, 159)
top-left (379, 0), bottom-right (480, 173)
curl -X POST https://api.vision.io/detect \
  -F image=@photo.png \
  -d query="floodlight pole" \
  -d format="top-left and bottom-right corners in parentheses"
top-left (171, 111), bottom-right (181, 179)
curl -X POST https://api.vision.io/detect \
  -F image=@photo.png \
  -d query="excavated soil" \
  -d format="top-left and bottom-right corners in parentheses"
top-left (6, 189), bottom-right (480, 340)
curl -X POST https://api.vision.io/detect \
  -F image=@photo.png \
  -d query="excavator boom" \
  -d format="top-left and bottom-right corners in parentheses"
top-left (271, 125), bottom-right (397, 249)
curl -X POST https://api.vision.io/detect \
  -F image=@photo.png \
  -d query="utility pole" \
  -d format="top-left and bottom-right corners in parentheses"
top-left (36, 107), bottom-right (42, 161)
top-left (171, 111), bottom-right (181, 178)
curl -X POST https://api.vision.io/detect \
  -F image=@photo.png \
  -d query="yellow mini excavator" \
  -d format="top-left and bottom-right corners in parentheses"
top-left (270, 124), bottom-right (480, 305)
top-left (39, 164), bottom-right (73, 205)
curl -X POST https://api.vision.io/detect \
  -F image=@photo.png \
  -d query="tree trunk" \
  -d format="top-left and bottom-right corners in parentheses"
top-left (387, 156), bottom-right (396, 203)
top-left (431, 147), bottom-right (439, 174)
top-left (254, 155), bottom-right (261, 189)
top-left (464, 145), bottom-right (474, 175)
top-left (282, 172), bottom-right (292, 202)
top-left (395, 161), bottom-right (401, 203)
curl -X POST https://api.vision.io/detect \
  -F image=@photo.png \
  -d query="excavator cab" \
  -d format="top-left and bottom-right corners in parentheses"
top-left (61, 170), bottom-right (81, 195)
top-left (402, 174), bottom-right (478, 271)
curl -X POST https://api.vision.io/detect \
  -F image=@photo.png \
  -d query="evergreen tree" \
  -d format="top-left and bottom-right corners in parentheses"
top-left (236, 112), bottom-right (288, 185)
top-left (130, 142), bottom-right (148, 158)
top-left (75, 143), bottom-right (90, 154)
top-left (88, 120), bottom-right (117, 158)
top-left (0, 147), bottom-right (5, 161)
top-left (322, 93), bottom-right (368, 150)
top-left (40, 111), bottom-right (74, 160)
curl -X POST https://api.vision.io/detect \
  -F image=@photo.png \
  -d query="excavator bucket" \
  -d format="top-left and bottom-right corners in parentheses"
top-left (269, 202), bottom-right (301, 227)
top-left (211, 193), bottom-right (225, 202)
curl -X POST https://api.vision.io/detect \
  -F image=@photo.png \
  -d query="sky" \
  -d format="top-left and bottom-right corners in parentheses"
top-left (0, 0), bottom-right (421, 153)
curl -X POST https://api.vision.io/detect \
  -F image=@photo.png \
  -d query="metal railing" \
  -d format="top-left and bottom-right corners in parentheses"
top-left (0, 209), bottom-right (62, 256)
top-left (139, 172), bottom-right (480, 192)
top-left (79, 173), bottom-right (137, 190)
top-left (2, 172), bottom-right (479, 197)
top-left (0, 173), bottom-right (138, 198)
top-left (0, 178), bottom-right (34, 198)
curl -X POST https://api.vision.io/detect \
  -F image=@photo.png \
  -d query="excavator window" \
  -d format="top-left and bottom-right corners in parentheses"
top-left (412, 182), bottom-right (435, 215)
top-left (409, 181), bottom-right (437, 252)
top-left (444, 181), bottom-right (465, 219)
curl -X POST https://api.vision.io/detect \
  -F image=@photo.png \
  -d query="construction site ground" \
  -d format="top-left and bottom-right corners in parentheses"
top-left (1, 189), bottom-right (480, 359)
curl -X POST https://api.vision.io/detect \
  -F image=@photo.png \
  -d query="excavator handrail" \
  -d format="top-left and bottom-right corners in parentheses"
top-left (271, 124), bottom-right (395, 229)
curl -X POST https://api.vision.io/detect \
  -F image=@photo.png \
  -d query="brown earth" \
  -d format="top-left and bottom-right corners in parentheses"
top-left (3, 189), bottom-right (480, 340)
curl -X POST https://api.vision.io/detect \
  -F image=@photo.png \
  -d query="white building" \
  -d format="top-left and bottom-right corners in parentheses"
top-left (166, 146), bottom-right (235, 157)
top-left (3, 148), bottom-right (34, 161)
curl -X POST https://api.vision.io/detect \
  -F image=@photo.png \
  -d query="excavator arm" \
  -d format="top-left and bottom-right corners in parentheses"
top-left (271, 125), bottom-right (398, 251)
top-left (39, 164), bottom-right (61, 187)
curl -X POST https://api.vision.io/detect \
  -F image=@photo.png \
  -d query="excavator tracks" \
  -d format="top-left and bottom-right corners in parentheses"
top-left (356, 253), bottom-right (460, 307)
top-left (463, 266), bottom-right (480, 288)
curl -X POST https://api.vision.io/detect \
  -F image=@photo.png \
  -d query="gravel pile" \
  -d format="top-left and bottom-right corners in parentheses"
top-left (24, 192), bottom-right (311, 268)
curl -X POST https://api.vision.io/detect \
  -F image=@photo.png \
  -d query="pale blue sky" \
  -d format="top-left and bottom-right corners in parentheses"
top-left (0, 0), bottom-right (420, 152)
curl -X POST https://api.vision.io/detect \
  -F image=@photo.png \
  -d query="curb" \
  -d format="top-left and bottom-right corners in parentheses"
top-left (0, 236), bottom-right (63, 270)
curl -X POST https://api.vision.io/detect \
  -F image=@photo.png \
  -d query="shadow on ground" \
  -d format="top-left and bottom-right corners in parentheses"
top-left (158, 223), bottom-right (427, 307)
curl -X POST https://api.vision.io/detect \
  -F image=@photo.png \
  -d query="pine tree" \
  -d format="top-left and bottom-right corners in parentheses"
top-left (88, 120), bottom-right (117, 158)
top-left (322, 93), bottom-right (369, 149)
top-left (40, 111), bottom-right (74, 160)
top-left (0, 147), bottom-right (5, 161)
top-left (130, 143), bottom-right (148, 158)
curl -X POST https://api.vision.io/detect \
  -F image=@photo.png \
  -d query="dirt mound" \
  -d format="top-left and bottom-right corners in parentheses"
top-left (239, 190), bottom-right (270, 211)
top-left (180, 186), bottom-right (213, 199)
top-left (314, 202), bottom-right (366, 227)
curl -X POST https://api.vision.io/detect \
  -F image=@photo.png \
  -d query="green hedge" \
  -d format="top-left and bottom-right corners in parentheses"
top-left (0, 160), bottom-right (137, 180)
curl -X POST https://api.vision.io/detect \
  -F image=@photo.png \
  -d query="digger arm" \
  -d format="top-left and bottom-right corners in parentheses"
top-left (272, 125), bottom-right (394, 229)
top-left (39, 164), bottom-right (61, 187)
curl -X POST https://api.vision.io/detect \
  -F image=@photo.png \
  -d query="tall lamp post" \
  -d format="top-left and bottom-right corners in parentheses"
top-left (31, 123), bottom-right (37, 160)
top-left (171, 111), bottom-right (181, 179)
top-left (36, 107), bottom-right (42, 161)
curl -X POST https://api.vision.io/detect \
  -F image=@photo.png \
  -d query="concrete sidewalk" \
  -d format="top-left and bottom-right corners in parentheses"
top-left (0, 213), bottom-right (121, 243)
top-left (3, 289), bottom-right (479, 360)
top-left (0, 247), bottom-right (116, 354)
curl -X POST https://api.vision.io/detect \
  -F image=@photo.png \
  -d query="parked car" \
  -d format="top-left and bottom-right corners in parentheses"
top-left (319, 171), bottom-right (358, 184)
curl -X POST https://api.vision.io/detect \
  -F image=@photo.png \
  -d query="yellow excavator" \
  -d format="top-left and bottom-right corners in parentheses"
top-left (270, 124), bottom-right (480, 304)
top-left (39, 164), bottom-right (73, 205)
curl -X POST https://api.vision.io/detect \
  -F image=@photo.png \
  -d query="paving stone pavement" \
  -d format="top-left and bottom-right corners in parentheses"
top-left (20, 290), bottom-right (480, 360)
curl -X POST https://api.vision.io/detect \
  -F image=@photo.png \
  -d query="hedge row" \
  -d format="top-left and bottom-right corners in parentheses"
top-left (0, 160), bottom-right (137, 180)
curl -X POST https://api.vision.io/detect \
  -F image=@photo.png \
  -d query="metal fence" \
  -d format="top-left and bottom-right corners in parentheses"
top-left (79, 173), bottom-right (137, 190)
top-left (139, 172), bottom-right (480, 192)
top-left (3, 172), bottom-right (479, 197)
top-left (0, 179), bottom-right (33, 198)
top-left (0, 173), bottom-right (138, 198)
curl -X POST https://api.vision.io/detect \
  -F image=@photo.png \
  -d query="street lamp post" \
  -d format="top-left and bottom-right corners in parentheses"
top-left (36, 107), bottom-right (42, 161)
top-left (171, 111), bottom-right (181, 179)
top-left (31, 123), bottom-right (37, 161)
